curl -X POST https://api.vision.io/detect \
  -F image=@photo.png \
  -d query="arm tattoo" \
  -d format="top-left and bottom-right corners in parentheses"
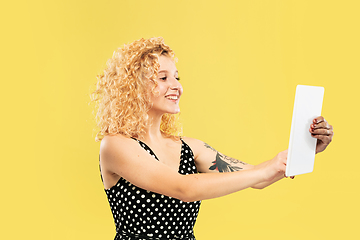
top-left (204, 143), bottom-right (216, 152)
top-left (208, 152), bottom-right (248, 173)
top-left (204, 143), bottom-right (247, 172)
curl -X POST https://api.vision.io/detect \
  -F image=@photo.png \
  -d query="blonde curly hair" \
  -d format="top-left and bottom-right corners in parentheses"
top-left (92, 37), bottom-right (182, 141)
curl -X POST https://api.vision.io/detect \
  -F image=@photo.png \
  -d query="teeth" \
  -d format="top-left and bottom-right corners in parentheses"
top-left (166, 96), bottom-right (178, 100)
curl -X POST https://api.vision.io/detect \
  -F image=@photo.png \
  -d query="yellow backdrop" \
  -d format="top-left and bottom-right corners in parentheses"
top-left (1, 0), bottom-right (359, 239)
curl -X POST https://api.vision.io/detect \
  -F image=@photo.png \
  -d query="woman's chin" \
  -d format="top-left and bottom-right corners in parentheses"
top-left (169, 108), bottom-right (180, 114)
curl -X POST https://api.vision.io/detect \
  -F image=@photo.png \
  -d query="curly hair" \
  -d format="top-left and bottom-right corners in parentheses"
top-left (92, 37), bottom-right (182, 141)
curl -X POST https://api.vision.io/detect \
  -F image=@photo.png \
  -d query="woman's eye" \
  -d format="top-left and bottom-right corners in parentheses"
top-left (160, 77), bottom-right (167, 81)
top-left (176, 77), bottom-right (180, 81)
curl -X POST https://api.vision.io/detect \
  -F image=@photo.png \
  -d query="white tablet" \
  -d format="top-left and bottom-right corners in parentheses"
top-left (285, 85), bottom-right (324, 177)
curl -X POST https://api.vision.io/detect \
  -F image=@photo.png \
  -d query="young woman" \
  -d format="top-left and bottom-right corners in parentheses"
top-left (93, 37), bottom-right (333, 240)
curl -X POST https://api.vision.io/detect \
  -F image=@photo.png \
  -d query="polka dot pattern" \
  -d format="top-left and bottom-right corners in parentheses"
top-left (104, 139), bottom-right (201, 240)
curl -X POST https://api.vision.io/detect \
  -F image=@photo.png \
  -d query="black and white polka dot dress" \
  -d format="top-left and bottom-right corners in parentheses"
top-left (104, 139), bottom-right (201, 240)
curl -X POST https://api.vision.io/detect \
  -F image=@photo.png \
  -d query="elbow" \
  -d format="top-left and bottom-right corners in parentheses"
top-left (175, 178), bottom-right (200, 202)
top-left (176, 187), bottom-right (198, 202)
top-left (251, 184), bottom-right (265, 190)
top-left (180, 191), bottom-right (199, 202)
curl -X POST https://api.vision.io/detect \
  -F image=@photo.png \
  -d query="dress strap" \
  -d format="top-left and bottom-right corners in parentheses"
top-left (131, 137), bottom-right (159, 160)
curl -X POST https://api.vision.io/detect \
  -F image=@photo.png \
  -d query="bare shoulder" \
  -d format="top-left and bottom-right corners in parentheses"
top-left (181, 137), bottom-right (215, 150)
top-left (181, 136), bottom-right (203, 146)
top-left (101, 135), bottom-right (134, 157)
top-left (101, 134), bottom-right (133, 151)
top-left (181, 137), bottom-right (209, 159)
top-left (100, 135), bottom-right (142, 170)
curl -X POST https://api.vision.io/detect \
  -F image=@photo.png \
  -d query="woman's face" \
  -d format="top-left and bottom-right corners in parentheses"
top-left (148, 55), bottom-right (183, 116)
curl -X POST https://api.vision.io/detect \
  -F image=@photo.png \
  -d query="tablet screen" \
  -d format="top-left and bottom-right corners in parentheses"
top-left (285, 85), bottom-right (324, 177)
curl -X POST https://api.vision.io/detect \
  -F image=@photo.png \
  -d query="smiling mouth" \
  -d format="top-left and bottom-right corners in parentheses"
top-left (165, 95), bottom-right (179, 100)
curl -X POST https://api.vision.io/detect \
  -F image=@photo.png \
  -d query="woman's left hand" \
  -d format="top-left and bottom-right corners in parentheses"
top-left (310, 116), bottom-right (334, 153)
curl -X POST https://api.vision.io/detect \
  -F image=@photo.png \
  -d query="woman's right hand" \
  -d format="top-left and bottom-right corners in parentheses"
top-left (256, 150), bottom-right (288, 182)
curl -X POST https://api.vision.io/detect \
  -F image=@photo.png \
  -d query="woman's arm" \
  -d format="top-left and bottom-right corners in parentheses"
top-left (100, 135), bottom-right (286, 202)
top-left (184, 116), bottom-right (334, 189)
top-left (183, 137), bottom-right (286, 189)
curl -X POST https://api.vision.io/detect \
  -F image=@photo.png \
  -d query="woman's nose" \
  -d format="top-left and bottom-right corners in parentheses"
top-left (169, 78), bottom-right (181, 89)
top-left (169, 80), bottom-right (183, 93)
top-left (170, 85), bottom-right (179, 90)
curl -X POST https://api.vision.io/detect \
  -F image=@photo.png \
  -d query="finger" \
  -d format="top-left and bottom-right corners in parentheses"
top-left (310, 128), bottom-right (333, 136)
top-left (313, 116), bottom-right (325, 124)
top-left (311, 134), bottom-right (333, 144)
top-left (312, 122), bottom-right (332, 130)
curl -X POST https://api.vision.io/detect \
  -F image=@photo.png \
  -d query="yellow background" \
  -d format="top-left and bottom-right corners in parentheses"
top-left (1, 0), bottom-right (359, 239)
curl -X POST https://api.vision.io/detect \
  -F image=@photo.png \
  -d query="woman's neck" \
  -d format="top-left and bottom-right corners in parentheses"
top-left (142, 114), bottom-right (164, 143)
